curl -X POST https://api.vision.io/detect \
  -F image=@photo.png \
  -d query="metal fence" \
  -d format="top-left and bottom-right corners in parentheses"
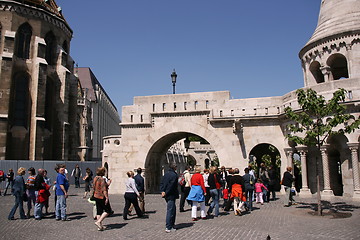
top-left (0, 160), bottom-right (102, 190)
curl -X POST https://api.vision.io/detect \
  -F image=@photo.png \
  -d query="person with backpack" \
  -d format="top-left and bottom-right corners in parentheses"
top-left (179, 166), bottom-right (191, 212)
top-left (243, 167), bottom-right (255, 211)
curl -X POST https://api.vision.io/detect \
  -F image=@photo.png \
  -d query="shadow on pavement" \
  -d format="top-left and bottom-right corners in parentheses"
top-left (67, 212), bottom-right (87, 220)
top-left (105, 223), bottom-right (127, 230)
top-left (176, 222), bottom-right (194, 230)
top-left (294, 200), bottom-right (360, 218)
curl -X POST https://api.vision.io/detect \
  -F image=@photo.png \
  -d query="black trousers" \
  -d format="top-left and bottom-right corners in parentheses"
top-left (123, 192), bottom-right (142, 219)
top-left (179, 187), bottom-right (191, 211)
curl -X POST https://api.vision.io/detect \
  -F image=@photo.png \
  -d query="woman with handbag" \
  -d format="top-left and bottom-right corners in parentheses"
top-left (8, 167), bottom-right (27, 220)
top-left (93, 167), bottom-right (111, 231)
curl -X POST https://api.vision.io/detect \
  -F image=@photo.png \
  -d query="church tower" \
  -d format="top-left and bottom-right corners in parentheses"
top-left (299, 0), bottom-right (360, 87)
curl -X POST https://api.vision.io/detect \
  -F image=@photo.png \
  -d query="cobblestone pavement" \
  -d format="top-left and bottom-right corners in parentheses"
top-left (1, 187), bottom-right (359, 240)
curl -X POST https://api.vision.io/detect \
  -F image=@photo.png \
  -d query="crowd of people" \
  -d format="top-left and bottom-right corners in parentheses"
top-left (2, 162), bottom-right (297, 233)
top-left (160, 163), bottom-right (297, 233)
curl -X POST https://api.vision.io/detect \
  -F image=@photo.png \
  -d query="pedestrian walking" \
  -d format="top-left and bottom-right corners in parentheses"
top-left (123, 170), bottom-right (143, 220)
top-left (282, 167), bottom-right (295, 207)
top-left (4, 169), bottom-right (14, 196)
top-left (243, 168), bottom-right (255, 211)
top-left (179, 166), bottom-right (192, 212)
top-left (187, 167), bottom-right (207, 221)
top-left (71, 164), bottom-right (82, 188)
top-left (255, 179), bottom-right (268, 205)
top-left (55, 167), bottom-right (70, 221)
top-left (160, 162), bottom-right (179, 233)
top-left (8, 167), bottom-right (27, 220)
top-left (25, 167), bottom-right (36, 218)
top-left (207, 166), bottom-right (221, 217)
top-left (93, 167), bottom-right (112, 231)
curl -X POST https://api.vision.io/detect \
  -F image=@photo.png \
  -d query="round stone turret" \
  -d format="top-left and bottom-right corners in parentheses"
top-left (299, 0), bottom-right (360, 88)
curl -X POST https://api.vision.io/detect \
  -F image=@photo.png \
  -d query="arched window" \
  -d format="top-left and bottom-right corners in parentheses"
top-left (45, 77), bottom-right (55, 130)
top-left (327, 53), bottom-right (349, 80)
top-left (45, 31), bottom-right (56, 65)
top-left (309, 61), bottom-right (324, 83)
top-left (62, 40), bottom-right (68, 53)
top-left (12, 73), bottom-right (30, 127)
top-left (15, 23), bottom-right (32, 59)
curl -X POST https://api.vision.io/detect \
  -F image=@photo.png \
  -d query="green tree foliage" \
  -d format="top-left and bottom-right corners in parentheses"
top-left (285, 88), bottom-right (360, 215)
top-left (285, 88), bottom-right (360, 147)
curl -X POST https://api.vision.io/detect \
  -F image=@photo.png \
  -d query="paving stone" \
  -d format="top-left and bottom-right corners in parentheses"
top-left (1, 188), bottom-right (359, 240)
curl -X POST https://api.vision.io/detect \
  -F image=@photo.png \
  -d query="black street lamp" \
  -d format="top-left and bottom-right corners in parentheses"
top-left (171, 69), bottom-right (177, 94)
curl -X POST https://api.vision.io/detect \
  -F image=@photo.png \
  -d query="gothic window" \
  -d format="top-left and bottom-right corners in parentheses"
top-left (327, 53), bottom-right (349, 80)
top-left (45, 78), bottom-right (55, 130)
top-left (309, 61), bottom-right (324, 84)
top-left (62, 40), bottom-right (68, 53)
top-left (15, 23), bottom-right (32, 59)
top-left (12, 73), bottom-right (30, 127)
top-left (45, 32), bottom-right (57, 65)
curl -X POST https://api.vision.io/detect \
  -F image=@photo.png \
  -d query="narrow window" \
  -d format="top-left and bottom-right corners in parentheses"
top-left (12, 73), bottom-right (30, 127)
top-left (184, 102), bottom-right (187, 110)
top-left (205, 100), bottom-right (209, 109)
top-left (231, 110), bottom-right (234, 116)
top-left (45, 32), bottom-right (56, 65)
top-left (174, 102), bottom-right (177, 111)
top-left (130, 115), bottom-right (133, 122)
top-left (15, 23), bottom-right (32, 59)
top-left (265, 108), bottom-right (268, 115)
top-left (194, 101), bottom-right (198, 110)
top-left (348, 90), bottom-right (353, 100)
top-left (162, 103), bottom-right (166, 111)
top-left (219, 110), bottom-right (223, 117)
top-left (140, 115), bottom-right (143, 122)
top-left (152, 103), bottom-right (155, 112)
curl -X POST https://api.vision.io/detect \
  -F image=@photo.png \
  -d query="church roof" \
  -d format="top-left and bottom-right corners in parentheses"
top-left (11, 0), bottom-right (65, 20)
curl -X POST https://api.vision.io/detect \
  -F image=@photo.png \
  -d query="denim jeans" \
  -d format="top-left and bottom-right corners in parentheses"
top-left (207, 189), bottom-right (220, 217)
top-left (165, 198), bottom-right (176, 230)
top-left (8, 192), bottom-right (25, 219)
top-left (245, 189), bottom-right (253, 211)
top-left (55, 195), bottom-right (67, 219)
top-left (26, 189), bottom-right (36, 212)
top-left (34, 202), bottom-right (44, 219)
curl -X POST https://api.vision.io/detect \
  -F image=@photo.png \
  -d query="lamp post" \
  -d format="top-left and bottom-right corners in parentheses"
top-left (171, 69), bottom-right (177, 94)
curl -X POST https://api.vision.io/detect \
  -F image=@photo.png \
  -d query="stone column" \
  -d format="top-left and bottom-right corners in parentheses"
top-left (284, 148), bottom-right (294, 170)
top-left (320, 145), bottom-right (333, 196)
top-left (296, 146), bottom-right (311, 195)
top-left (348, 143), bottom-right (360, 198)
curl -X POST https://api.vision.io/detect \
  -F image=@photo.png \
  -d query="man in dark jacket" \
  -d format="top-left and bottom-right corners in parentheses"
top-left (282, 167), bottom-right (294, 207)
top-left (134, 168), bottom-right (145, 213)
top-left (160, 163), bottom-right (179, 233)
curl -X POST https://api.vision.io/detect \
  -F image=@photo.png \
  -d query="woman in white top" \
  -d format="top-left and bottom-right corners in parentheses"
top-left (123, 171), bottom-right (143, 220)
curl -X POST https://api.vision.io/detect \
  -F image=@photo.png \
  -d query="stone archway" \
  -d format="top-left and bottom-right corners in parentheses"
top-left (144, 132), bottom-right (214, 193)
top-left (249, 143), bottom-right (281, 190)
top-left (327, 134), bottom-right (349, 196)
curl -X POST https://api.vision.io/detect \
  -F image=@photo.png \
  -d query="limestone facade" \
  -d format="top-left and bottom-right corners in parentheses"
top-left (0, 0), bottom-right (79, 160)
top-left (103, 0), bottom-right (360, 198)
top-left (76, 67), bottom-right (121, 161)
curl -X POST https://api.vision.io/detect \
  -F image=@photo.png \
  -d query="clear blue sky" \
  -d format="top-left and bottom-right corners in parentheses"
top-left (56, 0), bottom-right (320, 114)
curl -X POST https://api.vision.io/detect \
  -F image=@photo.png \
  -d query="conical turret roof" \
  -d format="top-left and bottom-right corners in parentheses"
top-left (306, 0), bottom-right (360, 46)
